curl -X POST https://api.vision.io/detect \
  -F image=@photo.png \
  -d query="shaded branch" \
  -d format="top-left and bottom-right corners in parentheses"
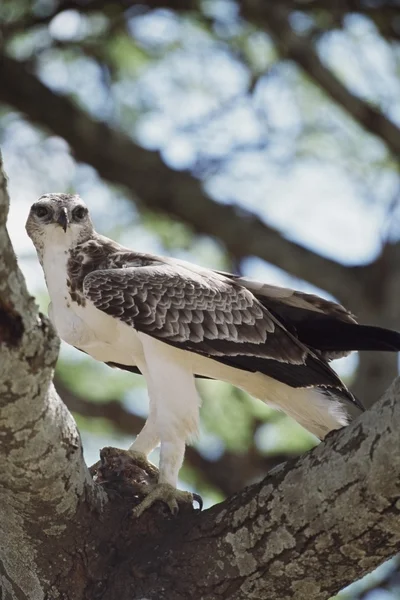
top-left (240, 3), bottom-right (400, 158)
top-left (112, 376), bottom-right (400, 600)
top-left (55, 376), bottom-right (294, 496)
top-left (32, 0), bottom-right (400, 157)
top-left (0, 52), bottom-right (361, 306)
top-left (7, 0), bottom-right (400, 155)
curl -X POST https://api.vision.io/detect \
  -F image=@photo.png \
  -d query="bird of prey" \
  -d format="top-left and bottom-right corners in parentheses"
top-left (26, 193), bottom-right (400, 515)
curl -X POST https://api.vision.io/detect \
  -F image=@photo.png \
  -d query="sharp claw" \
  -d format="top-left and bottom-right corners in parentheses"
top-left (193, 492), bottom-right (203, 511)
top-left (131, 483), bottom-right (201, 517)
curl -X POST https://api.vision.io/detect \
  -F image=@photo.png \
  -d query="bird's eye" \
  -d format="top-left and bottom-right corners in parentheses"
top-left (34, 205), bottom-right (50, 218)
top-left (73, 207), bottom-right (87, 221)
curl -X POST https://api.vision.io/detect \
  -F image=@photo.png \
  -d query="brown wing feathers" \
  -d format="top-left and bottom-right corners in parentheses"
top-left (82, 264), bottom-right (357, 406)
top-left (65, 241), bottom-right (400, 413)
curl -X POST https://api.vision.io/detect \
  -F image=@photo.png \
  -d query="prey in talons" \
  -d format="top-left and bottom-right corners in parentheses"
top-left (93, 446), bottom-right (202, 516)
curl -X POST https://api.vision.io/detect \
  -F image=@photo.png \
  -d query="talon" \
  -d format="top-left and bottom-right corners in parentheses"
top-left (193, 492), bottom-right (203, 511)
top-left (131, 482), bottom-right (199, 517)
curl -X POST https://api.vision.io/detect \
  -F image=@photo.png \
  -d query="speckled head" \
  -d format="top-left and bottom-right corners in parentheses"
top-left (26, 193), bottom-right (95, 257)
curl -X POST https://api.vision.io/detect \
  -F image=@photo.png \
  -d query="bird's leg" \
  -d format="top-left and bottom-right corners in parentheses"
top-left (126, 427), bottom-right (159, 479)
top-left (131, 334), bottom-right (203, 517)
top-left (159, 439), bottom-right (185, 488)
top-left (127, 375), bottom-right (160, 479)
top-left (132, 438), bottom-right (202, 517)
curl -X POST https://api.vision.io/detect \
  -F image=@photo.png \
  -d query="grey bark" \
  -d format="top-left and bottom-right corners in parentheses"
top-left (119, 378), bottom-right (400, 600)
top-left (0, 152), bottom-right (399, 600)
top-left (0, 153), bottom-right (106, 599)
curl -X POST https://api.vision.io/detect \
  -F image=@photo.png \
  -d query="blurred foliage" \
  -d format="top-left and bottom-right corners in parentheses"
top-left (56, 355), bottom-right (140, 401)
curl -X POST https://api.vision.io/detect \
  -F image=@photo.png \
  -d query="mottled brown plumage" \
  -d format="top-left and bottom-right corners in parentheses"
top-left (60, 236), bottom-right (360, 404)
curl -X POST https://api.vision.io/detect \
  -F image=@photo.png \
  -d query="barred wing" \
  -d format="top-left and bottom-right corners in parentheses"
top-left (82, 264), bottom-right (356, 403)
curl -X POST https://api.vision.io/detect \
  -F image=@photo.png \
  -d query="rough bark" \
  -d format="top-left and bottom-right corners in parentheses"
top-left (1, 152), bottom-right (400, 599)
top-left (0, 152), bottom-right (106, 599)
top-left (83, 377), bottom-right (400, 600)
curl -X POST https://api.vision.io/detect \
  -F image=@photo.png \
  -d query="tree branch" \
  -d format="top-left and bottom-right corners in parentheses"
top-left (240, 2), bottom-right (400, 158)
top-left (0, 52), bottom-right (360, 305)
top-left (0, 151), bottom-right (105, 598)
top-left (7, 1), bottom-right (400, 155)
top-left (110, 376), bottom-right (400, 600)
top-left (33, 0), bottom-right (400, 157)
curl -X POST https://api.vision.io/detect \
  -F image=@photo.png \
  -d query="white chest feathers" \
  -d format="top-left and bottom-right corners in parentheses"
top-left (41, 244), bottom-right (144, 367)
top-left (42, 246), bottom-right (94, 347)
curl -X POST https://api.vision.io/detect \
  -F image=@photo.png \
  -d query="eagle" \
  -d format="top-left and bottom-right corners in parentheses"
top-left (26, 193), bottom-right (400, 515)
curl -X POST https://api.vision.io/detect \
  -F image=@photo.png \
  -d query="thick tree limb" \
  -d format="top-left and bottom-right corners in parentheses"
top-left (110, 376), bottom-right (400, 600)
top-left (0, 153), bottom-right (105, 598)
top-left (0, 53), bottom-right (360, 306)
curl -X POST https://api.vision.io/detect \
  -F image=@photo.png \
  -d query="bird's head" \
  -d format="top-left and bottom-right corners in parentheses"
top-left (26, 193), bottom-right (94, 254)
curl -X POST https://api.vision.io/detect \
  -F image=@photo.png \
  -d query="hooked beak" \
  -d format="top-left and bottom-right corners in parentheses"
top-left (56, 207), bottom-right (69, 232)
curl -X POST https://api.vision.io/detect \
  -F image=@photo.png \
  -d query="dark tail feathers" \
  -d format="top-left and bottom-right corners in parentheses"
top-left (296, 320), bottom-right (400, 353)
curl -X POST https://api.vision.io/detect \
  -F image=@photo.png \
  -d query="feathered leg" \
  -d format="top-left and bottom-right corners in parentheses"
top-left (132, 333), bottom-right (202, 516)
